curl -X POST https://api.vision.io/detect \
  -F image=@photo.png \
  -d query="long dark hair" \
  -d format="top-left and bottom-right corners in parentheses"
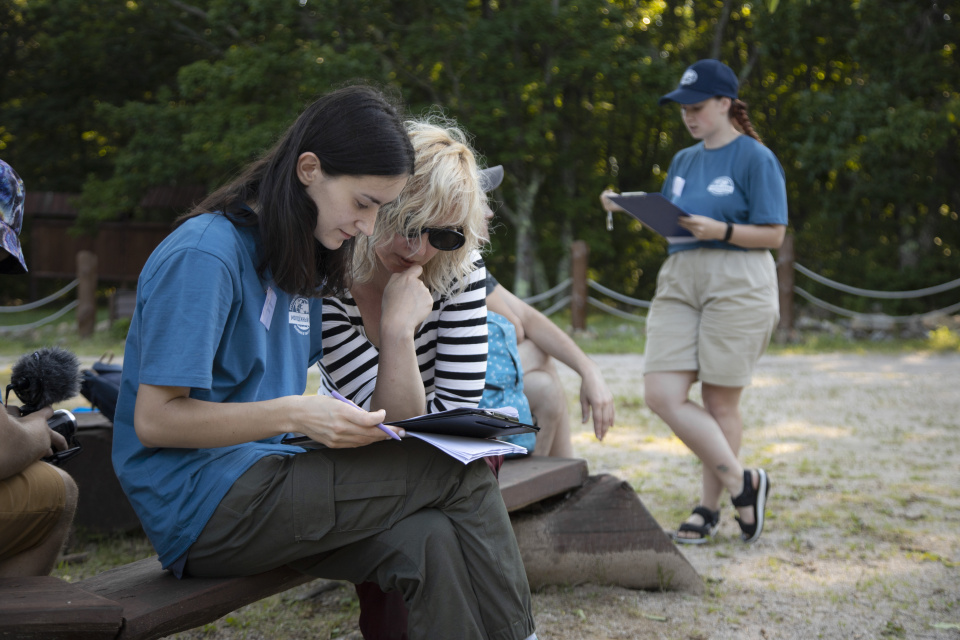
top-left (181, 84), bottom-right (415, 297)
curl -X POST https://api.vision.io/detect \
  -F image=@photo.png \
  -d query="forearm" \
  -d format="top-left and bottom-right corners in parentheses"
top-left (515, 299), bottom-right (595, 377)
top-left (510, 290), bottom-right (615, 437)
top-left (679, 215), bottom-right (785, 250)
top-left (136, 384), bottom-right (392, 449)
top-left (370, 325), bottom-right (428, 421)
top-left (134, 385), bottom-right (297, 449)
top-left (727, 223), bottom-right (786, 250)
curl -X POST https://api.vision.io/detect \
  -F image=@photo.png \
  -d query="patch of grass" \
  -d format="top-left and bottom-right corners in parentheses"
top-left (53, 531), bottom-right (155, 583)
top-left (779, 507), bottom-right (845, 534)
top-left (927, 326), bottom-right (960, 352)
top-left (166, 581), bottom-right (362, 639)
top-left (0, 305), bottom-right (128, 358)
top-left (880, 619), bottom-right (907, 638)
top-left (768, 332), bottom-right (932, 355)
top-left (905, 550), bottom-right (959, 568)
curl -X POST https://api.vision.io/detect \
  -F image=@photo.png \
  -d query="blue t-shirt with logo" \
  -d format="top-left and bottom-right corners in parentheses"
top-left (112, 213), bottom-right (322, 573)
top-left (661, 135), bottom-right (787, 255)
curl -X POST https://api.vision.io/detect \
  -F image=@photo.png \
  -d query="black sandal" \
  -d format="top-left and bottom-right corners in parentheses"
top-left (731, 469), bottom-right (770, 543)
top-left (672, 506), bottom-right (720, 545)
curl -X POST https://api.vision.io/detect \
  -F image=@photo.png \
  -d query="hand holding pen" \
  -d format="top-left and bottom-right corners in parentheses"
top-left (330, 390), bottom-right (403, 441)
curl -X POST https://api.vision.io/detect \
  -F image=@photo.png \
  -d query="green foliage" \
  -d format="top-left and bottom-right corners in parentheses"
top-left (2, 0), bottom-right (957, 312)
top-left (754, 0), bottom-right (959, 313)
top-left (926, 326), bottom-right (960, 352)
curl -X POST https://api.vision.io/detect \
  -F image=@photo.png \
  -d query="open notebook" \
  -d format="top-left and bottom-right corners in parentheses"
top-left (282, 407), bottom-right (537, 464)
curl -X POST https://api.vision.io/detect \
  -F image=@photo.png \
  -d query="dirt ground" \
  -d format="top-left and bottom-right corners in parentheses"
top-left (25, 351), bottom-right (956, 639)
top-left (526, 352), bottom-right (960, 640)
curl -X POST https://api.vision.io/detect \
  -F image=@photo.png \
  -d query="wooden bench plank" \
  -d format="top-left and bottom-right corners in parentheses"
top-left (76, 557), bottom-right (313, 640)
top-left (499, 456), bottom-right (589, 512)
top-left (0, 576), bottom-right (122, 640)
top-left (61, 457), bottom-right (588, 639)
top-left (0, 456), bottom-right (700, 640)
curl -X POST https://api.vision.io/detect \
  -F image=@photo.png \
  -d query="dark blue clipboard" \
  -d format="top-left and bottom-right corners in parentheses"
top-left (609, 192), bottom-right (695, 242)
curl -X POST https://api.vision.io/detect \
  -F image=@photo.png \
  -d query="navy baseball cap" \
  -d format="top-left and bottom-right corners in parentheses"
top-left (0, 159), bottom-right (27, 274)
top-left (658, 59), bottom-right (739, 106)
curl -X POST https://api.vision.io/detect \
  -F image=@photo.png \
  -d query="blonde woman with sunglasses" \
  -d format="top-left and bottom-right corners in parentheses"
top-left (318, 118), bottom-right (490, 422)
top-left (317, 118), bottom-right (511, 639)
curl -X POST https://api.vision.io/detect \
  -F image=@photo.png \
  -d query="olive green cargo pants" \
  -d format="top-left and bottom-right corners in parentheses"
top-left (186, 439), bottom-right (535, 640)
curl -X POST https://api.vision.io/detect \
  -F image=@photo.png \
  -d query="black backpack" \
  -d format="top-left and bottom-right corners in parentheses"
top-left (80, 359), bottom-right (122, 422)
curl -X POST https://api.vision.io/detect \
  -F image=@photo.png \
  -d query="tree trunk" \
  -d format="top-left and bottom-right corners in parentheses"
top-left (505, 171), bottom-right (544, 298)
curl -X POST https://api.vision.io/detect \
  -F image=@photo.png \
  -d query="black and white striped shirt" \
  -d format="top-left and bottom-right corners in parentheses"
top-left (318, 260), bottom-right (488, 413)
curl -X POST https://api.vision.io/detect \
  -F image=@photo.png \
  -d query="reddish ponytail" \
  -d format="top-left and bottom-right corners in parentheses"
top-left (729, 99), bottom-right (763, 145)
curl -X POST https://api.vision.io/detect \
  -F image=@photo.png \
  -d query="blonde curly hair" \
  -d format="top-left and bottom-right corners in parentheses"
top-left (352, 117), bottom-right (488, 298)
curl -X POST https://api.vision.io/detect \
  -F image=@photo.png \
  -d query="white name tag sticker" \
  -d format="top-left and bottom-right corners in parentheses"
top-left (260, 287), bottom-right (277, 330)
top-left (672, 176), bottom-right (685, 197)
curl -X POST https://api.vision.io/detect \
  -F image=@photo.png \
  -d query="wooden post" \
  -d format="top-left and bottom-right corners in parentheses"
top-left (571, 240), bottom-right (588, 332)
top-left (775, 234), bottom-right (794, 342)
top-left (77, 250), bottom-right (97, 338)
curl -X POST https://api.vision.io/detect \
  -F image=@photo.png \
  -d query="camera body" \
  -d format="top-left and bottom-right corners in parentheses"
top-left (43, 409), bottom-right (81, 465)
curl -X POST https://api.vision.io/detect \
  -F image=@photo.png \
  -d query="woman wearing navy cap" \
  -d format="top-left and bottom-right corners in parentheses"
top-left (601, 59), bottom-right (787, 544)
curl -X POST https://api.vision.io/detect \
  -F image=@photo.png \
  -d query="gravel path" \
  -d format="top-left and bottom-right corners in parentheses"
top-left (535, 352), bottom-right (960, 639)
top-left (10, 351), bottom-right (958, 639)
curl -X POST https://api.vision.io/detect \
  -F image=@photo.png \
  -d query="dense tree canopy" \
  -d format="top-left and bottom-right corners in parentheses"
top-left (1, 0), bottom-right (957, 312)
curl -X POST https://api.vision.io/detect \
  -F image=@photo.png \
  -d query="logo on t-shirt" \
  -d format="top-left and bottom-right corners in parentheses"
top-left (707, 177), bottom-right (735, 196)
top-left (288, 297), bottom-right (310, 336)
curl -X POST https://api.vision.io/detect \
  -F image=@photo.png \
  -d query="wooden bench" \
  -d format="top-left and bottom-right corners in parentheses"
top-left (0, 457), bottom-right (589, 640)
top-left (0, 455), bottom-right (700, 639)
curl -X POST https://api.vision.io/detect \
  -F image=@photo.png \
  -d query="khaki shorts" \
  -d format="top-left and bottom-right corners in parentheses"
top-left (643, 248), bottom-right (779, 387)
top-left (0, 461), bottom-right (66, 562)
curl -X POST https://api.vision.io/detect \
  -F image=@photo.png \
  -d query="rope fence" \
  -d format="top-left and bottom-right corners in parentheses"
top-left (792, 263), bottom-right (960, 299)
top-left (0, 280), bottom-right (78, 313)
top-left (519, 263), bottom-right (960, 329)
top-left (2, 250), bottom-right (958, 337)
top-left (0, 301), bottom-right (79, 335)
top-left (0, 280), bottom-right (81, 335)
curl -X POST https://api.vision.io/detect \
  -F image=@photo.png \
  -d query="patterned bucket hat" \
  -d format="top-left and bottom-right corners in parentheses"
top-left (0, 159), bottom-right (27, 274)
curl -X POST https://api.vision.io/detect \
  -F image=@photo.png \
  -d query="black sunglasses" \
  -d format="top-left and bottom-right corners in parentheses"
top-left (404, 227), bottom-right (466, 251)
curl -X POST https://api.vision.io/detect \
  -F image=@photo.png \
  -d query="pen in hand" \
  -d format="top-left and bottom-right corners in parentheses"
top-left (329, 390), bottom-right (403, 441)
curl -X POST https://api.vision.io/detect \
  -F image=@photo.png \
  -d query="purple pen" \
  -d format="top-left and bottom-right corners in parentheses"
top-left (330, 390), bottom-right (402, 441)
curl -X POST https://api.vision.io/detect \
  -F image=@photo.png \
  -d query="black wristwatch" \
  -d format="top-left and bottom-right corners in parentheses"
top-left (723, 222), bottom-right (734, 242)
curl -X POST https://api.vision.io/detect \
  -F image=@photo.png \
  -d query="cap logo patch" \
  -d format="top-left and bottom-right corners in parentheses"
top-left (680, 69), bottom-right (698, 86)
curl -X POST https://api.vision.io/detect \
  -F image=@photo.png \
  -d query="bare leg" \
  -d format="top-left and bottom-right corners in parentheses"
top-left (701, 383), bottom-right (759, 524)
top-left (644, 372), bottom-right (757, 539)
top-left (0, 466), bottom-right (78, 577)
top-left (523, 369), bottom-right (573, 457)
top-left (519, 342), bottom-right (573, 458)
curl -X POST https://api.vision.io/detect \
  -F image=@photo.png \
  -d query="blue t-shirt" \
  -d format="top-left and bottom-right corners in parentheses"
top-left (661, 135), bottom-right (787, 255)
top-left (112, 213), bottom-right (323, 572)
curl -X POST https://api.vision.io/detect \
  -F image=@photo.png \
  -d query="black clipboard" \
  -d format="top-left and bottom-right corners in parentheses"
top-left (281, 408), bottom-right (538, 447)
top-left (609, 192), bottom-right (695, 241)
top-left (388, 408), bottom-right (538, 438)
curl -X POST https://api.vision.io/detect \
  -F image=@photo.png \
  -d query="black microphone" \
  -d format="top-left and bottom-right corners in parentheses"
top-left (6, 346), bottom-right (83, 415)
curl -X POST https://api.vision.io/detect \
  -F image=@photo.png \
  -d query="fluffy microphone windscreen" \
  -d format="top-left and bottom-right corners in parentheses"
top-left (8, 346), bottom-right (83, 412)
